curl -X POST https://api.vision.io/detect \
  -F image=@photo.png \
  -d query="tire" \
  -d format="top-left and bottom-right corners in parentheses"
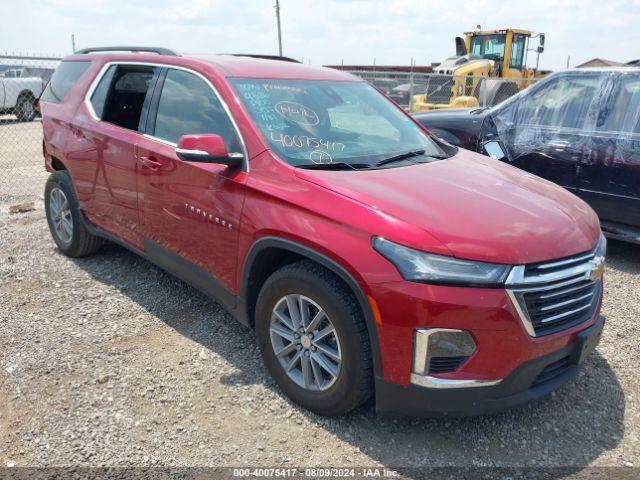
top-left (44, 171), bottom-right (103, 257)
top-left (15, 93), bottom-right (37, 122)
top-left (255, 260), bottom-right (373, 416)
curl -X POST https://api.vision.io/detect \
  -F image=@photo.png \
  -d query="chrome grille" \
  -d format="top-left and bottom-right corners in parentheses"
top-left (506, 247), bottom-right (604, 337)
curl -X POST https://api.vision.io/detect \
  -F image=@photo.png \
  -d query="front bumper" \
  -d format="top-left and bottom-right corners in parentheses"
top-left (375, 315), bottom-right (605, 417)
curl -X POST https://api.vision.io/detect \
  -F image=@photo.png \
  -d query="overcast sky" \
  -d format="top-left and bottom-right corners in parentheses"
top-left (3, 0), bottom-right (640, 70)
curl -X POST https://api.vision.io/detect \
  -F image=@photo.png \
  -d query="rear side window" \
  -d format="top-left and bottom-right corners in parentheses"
top-left (597, 75), bottom-right (640, 134)
top-left (152, 69), bottom-right (241, 150)
top-left (40, 61), bottom-right (90, 103)
top-left (515, 74), bottom-right (604, 129)
top-left (91, 65), bottom-right (159, 131)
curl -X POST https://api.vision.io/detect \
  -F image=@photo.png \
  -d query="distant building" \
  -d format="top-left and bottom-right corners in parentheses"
top-left (576, 58), bottom-right (623, 68)
top-left (325, 64), bottom-right (434, 73)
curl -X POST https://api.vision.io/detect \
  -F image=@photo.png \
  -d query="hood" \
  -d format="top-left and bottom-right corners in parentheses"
top-left (416, 108), bottom-right (484, 118)
top-left (434, 55), bottom-right (492, 75)
top-left (415, 108), bottom-right (487, 131)
top-left (295, 151), bottom-right (600, 265)
top-left (415, 109), bottom-right (488, 150)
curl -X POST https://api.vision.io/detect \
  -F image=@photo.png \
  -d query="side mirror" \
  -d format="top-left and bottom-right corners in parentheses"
top-left (483, 141), bottom-right (506, 160)
top-left (176, 134), bottom-right (243, 168)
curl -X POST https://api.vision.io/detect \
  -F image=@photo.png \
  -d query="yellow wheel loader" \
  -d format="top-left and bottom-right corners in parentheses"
top-left (412, 28), bottom-right (547, 111)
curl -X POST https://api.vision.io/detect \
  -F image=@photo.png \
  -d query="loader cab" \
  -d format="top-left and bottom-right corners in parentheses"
top-left (464, 29), bottom-right (535, 78)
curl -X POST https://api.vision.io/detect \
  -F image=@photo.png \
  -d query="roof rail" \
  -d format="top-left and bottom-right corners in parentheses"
top-left (75, 46), bottom-right (178, 56)
top-left (228, 54), bottom-right (301, 63)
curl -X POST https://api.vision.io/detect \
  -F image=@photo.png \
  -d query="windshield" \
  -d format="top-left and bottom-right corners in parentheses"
top-left (470, 34), bottom-right (506, 62)
top-left (231, 78), bottom-right (447, 168)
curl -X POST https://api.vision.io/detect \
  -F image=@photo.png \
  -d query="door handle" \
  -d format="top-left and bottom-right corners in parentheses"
top-left (140, 155), bottom-right (162, 170)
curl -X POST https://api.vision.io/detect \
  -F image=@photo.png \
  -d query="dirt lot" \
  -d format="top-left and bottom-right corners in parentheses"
top-left (1, 120), bottom-right (640, 476)
top-left (0, 206), bottom-right (639, 474)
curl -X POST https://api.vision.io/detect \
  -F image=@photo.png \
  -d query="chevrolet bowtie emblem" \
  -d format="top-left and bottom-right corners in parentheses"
top-left (588, 258), bottom-right (605, 281)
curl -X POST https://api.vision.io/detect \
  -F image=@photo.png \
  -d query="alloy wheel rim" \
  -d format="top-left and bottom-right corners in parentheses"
top-left (49, 187), bottom-right (73, 244)
top-left (270, 294), bottom-right (342, 392)
top-left (20, 98), bottom-right (34, 117)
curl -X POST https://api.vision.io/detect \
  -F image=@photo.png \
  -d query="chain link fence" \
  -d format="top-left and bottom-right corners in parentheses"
top-left (347, 70), bottom-right (538, 112)
top-left (0, 55), bottom-right (540, 207)
top-left (0, 54), bottom-right (60, 206)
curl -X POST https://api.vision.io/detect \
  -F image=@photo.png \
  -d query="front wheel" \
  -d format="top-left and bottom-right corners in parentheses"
top-left (255, 261), bottom-right (373, 416)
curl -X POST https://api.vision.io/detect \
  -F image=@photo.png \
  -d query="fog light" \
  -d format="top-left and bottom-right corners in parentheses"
top-left (412, 328), bottom-right (476, 376)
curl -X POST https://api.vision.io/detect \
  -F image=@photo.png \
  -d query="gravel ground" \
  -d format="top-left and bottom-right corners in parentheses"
top-left (1, 203), bottom-right (639, 475)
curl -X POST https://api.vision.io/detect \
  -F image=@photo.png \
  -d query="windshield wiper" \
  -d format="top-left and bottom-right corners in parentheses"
top-left (375, 149), bottom-right (426, 167)
top-left (297, 162), bottom-right (369, 170)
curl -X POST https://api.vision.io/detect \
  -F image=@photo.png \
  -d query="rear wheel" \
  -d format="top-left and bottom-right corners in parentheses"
top-left (255, 261), bottom-right (373, 416)
top-left (15, 94), bottom-right (37, 122)
top-left (45, 171), bottom-right (103, 257)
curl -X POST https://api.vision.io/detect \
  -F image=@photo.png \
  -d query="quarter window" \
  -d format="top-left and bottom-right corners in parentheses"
top-left (153, 69), bottom-right (241, 150)
top-left (40, 61), bottom-right (90, 104)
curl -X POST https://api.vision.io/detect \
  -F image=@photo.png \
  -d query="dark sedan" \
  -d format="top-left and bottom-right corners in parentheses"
top-left (415, 69), bottom-right (640, 244)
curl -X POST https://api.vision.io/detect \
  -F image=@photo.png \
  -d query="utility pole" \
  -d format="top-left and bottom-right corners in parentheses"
top-left (274, 0), bottom-right (283, 56)
top-left (566, 55), bottom-right (570, 69)
top-left (71, 34), bottom-right (76, 53)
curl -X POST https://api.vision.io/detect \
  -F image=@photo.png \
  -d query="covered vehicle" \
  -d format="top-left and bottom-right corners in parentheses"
top-left (415, 68), bottom-right (640, 244)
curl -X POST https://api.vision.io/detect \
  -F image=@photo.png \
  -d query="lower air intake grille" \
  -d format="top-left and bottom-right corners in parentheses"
top-left (532, 356), bottom-right (572, 387)
top-left (428, 356), bottom-right (468, 374)
top-left (425, 76), bottom-right (454, 104)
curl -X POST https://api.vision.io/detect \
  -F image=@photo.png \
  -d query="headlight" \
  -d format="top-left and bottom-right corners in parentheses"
top-left (372, 237), bottom-right (511, 287)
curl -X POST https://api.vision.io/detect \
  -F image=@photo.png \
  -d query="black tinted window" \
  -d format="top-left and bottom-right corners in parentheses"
top-left (40, 61), bottom-right (90, 103)
top-left (90, 66), bottom-right (116, 118)
top-left (154, 69), bottom-right (240, 149)
top-left (101, 65), bottom-right (158, 131)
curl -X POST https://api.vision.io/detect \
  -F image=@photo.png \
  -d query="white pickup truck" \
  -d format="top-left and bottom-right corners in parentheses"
top-left (0, 68), bottom-right (44, 121)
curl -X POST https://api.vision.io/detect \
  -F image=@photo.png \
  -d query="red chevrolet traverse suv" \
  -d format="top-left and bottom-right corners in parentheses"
top-left (39, 47), bottom-right (606, 417)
